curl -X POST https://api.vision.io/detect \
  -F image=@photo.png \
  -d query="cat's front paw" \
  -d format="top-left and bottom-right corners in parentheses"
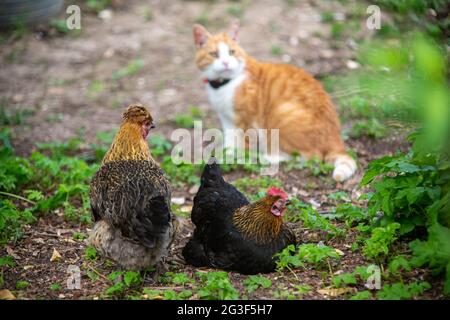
top-left (332, 158), bottom-right (357, 182)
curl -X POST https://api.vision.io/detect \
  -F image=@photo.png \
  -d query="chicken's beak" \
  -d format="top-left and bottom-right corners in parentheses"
top-left (150, 121), bottom-right (156, 129)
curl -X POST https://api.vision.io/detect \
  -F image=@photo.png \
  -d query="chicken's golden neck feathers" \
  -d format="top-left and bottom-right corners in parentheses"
top-left (232, 196), bottom-right (283, 244)
top-left (102, 122), bottom-right (152, 164)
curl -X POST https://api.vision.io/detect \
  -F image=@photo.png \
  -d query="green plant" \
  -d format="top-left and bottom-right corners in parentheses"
top-left (331, 273), bottom-right (357, 288)
top-left (287, 199), bottom-right (343, 237)
top-left (409, 223), bottom-right (450, 294)
top-left (0, 256), bottom-right (15, 268)
top-left (72, 232), bottom-right (87, 241)
top-left (297, 244), bottom-right (341, 266)
top-left (362, 146), bottom-right (443, 235)
top-left (106, 271), bottom-right (142, 297)
top-left (160, 157), bottom-right (202, 186)
top-left (327, 191), bottom-right (350, 202)
top-left (196, 271), bottom-right (239, 300)
top-left (273, 286), bottom-right (297, 300)
top-left (388, 255), bottom-right (412, 275)
top-left (363, 222), bottom-right (400, 259)
top-left (331, 22), bottom-right (345, 39)
top-left (86, 0), bottom-right (111, 13)
top-left (275, 243), bottom-right (341, 271)
top-left (285, 155), bottom-right (334, 177)
top-left (0, 255), bottom-right (15, 287)
top-left (84, 246), bottom-right (98, 261)
top-left (270, 45), bottom-right (283, 56)
top-left (142, 8), bottom-right (154, 21)
top-left (227, 5), bottom-right (244, 18)
top-left (243, 275), bottom-right (272, 294)
top-left (321, 11), bottom-right (335, 23)
top-left (149, 135), bottom-right (172, 157)
top-left (87, 80), bottom-right (104, 98)
top-left (293, 284), bottom-right (311, 296)
top-left (0, 106), bottom-right (33, 126)
top-left (112, 59), bottom-right (144, 80)
top-left (0, 200), bottom-right (35, 245)
top-left (161, 272), bottom-right (194, 285)
top-left (350, 290), bottom-right (372, 300)
top-left (376, 281), bottom-right (431, 300)
top-left (232, 176), bottom-right (282, 198)
top-left (50, 283), bottom-right (62, 291)
top-left (50, 19), bottom-right (75, 34)
top-left (15, 280), bottom-right (29, 289)
top-left (333, 204), bottom-right (369, 227)
top-left (348, 118), bottom-right (387, 139)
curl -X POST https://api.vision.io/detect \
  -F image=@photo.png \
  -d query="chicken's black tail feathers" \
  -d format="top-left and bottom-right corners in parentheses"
top-left (200, 157), bottom-right (225, 188)
top-left (182, 236), bottom-right (209, 267)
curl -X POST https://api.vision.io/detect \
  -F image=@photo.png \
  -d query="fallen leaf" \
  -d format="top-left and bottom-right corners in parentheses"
top-left (0, 289), bottom-right (16, 300)
top-left (142, 294), bottom-right (164, 300)
top-left (32, 238), bottom-right (45, 244)
top-left (50, 248), bottom-right (62, 262)
top-left (335, 249), bottom-right (345, 256)
top-left (47, 87), bottom-right (65, 95)
top-left (317, 287), bottom-right (356, 297)
top-left (6, 246), bottom-right (20, 259)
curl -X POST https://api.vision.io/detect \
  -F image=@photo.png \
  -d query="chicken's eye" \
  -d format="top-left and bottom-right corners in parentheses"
top-left (209, 51), bottom-right (219, 58)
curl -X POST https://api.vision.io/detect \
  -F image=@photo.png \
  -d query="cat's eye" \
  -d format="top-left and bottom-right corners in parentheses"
top-left (209, 51), bottom-right (219, 58)
top-left (229, 49), bottom-right (235, 56)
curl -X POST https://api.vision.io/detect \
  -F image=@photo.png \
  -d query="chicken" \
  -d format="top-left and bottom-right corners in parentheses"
top-left (182, 157), bottom-right (296, 274)
top-left (88, 104), bottom-right (176, 270)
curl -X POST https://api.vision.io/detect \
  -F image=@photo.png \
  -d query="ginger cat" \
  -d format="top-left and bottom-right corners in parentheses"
top-left (193, 23), bottom-right (357, 182)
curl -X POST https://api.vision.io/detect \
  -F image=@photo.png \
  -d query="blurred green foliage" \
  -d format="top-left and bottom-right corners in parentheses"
top-left (359, 33), bottom-right (449, 294)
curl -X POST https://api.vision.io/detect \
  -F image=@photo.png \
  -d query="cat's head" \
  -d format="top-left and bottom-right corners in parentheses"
top-left (193, 23), bottom-right (246, 81)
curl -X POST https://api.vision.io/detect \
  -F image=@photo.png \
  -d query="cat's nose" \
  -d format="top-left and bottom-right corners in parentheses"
top-left (222, 61), bottom-right (229, 68)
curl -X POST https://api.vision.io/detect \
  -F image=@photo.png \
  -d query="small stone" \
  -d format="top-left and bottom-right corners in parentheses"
top-left (189, 184), bottom-right (200, 195)
top-left (103, 48), bottom-right (115, 58)
top-left (346, 60), bottom-right (360, 70)
top-left (334, 12), bottom-right (346, 21)
top-left (12, 94), bottom-right (24, 103)
top-left (98, 9), bottom-right (113, 20)
top-left (171, 197), bottom-right (185, 205)
top-left (289, 36), bottom-right (299, 46)
top-left (320, 49), bottom-right (333, 59)
top-left (180, 205), bottom-right (193, 213)
top-left (308, 198), bottom-right (321, 209)
top-left (282, 54), bottom-right (292, 63)
top-left (173, 56), bottom-right (183, 64)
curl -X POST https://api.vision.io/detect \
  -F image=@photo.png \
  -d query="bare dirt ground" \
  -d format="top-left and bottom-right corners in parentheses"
top-left (0, 0), bottom-right (444, 299)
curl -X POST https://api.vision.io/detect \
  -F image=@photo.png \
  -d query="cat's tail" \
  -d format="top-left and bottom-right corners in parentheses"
top-left (326, 153), bottom-right (357, 182)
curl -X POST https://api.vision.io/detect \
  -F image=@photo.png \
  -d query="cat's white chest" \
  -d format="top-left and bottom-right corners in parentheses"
top-left (206, 74), bottom-right (246, 132)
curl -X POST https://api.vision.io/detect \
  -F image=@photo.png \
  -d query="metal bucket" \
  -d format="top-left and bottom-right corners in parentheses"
top-left (0, 0), bottom-right (64, 29)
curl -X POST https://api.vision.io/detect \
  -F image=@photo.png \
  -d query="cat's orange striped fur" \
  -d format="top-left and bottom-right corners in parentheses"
top-left (193, 23), bottom-right (356, 181)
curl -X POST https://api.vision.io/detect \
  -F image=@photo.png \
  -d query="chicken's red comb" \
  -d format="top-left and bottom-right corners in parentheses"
top-left (267, 187), bottom-right (288, 200)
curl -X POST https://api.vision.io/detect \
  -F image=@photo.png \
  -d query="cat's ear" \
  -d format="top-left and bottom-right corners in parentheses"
top-left (228, 22), bottom-right (239, 41)
top-left (193, 24), bottom-right (211, 48)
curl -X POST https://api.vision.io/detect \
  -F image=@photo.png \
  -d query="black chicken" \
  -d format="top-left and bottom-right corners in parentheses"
top-left (182, 157), bottom-right (296, 274)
